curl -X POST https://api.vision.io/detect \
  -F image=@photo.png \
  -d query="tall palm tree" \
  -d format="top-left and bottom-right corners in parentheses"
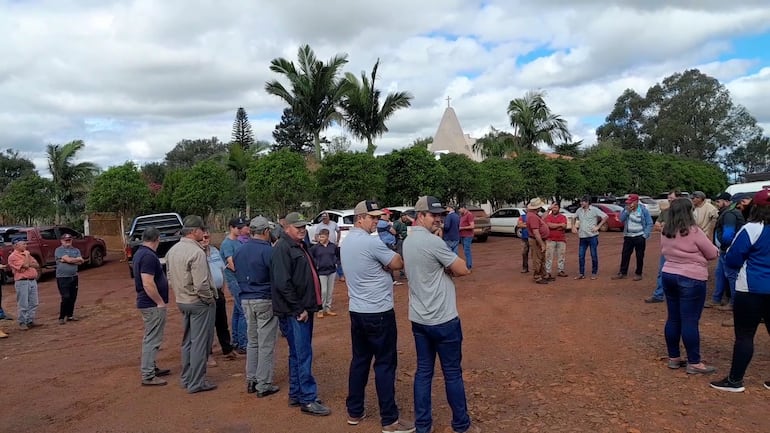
top-left (46, 140), bottom-right (99, 223)
top-left (472, 126), bottom-right (521, 159)
top-left (507, 90), bottom-right (572, 151)
top-left (339, 59), bottom-right (413, 155)
top-left (265, 44), bottom-right (348, 161)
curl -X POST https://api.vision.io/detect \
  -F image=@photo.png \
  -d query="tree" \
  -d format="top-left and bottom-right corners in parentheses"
top-left (316, 152), bottom-right (385, 209)
top-left (514, 151), bottom-right (557, 200)
top-left (46, 140), bottom-right (100, 224)
top-left (231, 107), bottom-right (255, 150)
top-left (172, 160), bottom-right (236, 217)
top-left (325, 136), bottom-right (352, 156)
top-left (154, 169), bottom-right (185, 212)
top-left (0, 149), bottom-right (36, 187)
top-left (339, 59), bottom-right (413, 155)
top-left (437, 153), bottom-right (489, 204)
top-left (472, 126), bottom-right (519, 159)
top-left (553, 140), bottom-right (583, 158)
top-left (246, 149), bottom-right (315, 218)
top-left (265, 44), bottom-right (349, 161)
top-left (140, 162), bottom-right (167, 185)
top-left (507, 90), bottom-right (571, 151)
top-left (0, 174), bottom-right (55, 225)
top-left (379, 146), bottom-right (447, 206)
top-left (595, 89), bottom-right (647, 150)
top-left (272, 108), bottom-right (315, 154)
top-left (480, 157), bottom-right (523, 209)
top-left (550, 158), bottom-right (586, 203)
top-left (411, 137), bottom-right (432, 148)
top-left (164, 137), bottom-right (228, 169)
top-left (87, 162), bottom-right (152, 218)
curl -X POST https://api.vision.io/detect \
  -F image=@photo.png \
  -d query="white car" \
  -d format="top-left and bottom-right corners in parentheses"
top-left (617, 195), bottom-right (661, 219)
top-left (489, 207), bottom-right (574, 238)
top-left (307, 209), bottom-right (355, 245)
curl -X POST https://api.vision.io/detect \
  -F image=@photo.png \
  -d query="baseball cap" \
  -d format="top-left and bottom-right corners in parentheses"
top-left (732, 192), bottom-right (752, 203)
top-left (61, 233), bottom-right (73, 240)
top-left (11, 237), bottom-right (26, 245)
top-left (183, 215), bottom-right (207, 230)
top-left (284, 212), bottom-right (310, 227)
top-left (580, 195), bottom-right (591, 203)
top-left (715, 192), bottom-right (731, 201)
top-left (753, 189), bottom-right (770, 207)
top-left (250, 216), bottom-right (272, 232)
top-left (415, 196), bottom-right (447, 214)
top-left (625, 193), bottom-right (640, 204)
top-left (382, 208), bottom-right (392, 215)
top-left (354, 200), bottom-right (384, 216)
top-left (228, 216), bottom-right (248, 228)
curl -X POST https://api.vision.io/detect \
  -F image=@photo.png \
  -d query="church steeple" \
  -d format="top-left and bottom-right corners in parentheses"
top-left (428, 103), bottom-right (479, 161)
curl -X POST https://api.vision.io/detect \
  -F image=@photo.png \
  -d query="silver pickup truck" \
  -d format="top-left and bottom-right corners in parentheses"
top-left (125, 213), bottom-right (183, 278)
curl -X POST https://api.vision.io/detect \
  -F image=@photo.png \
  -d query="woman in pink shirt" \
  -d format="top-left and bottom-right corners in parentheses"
top-left (660, 198), bottom-right (719, 374)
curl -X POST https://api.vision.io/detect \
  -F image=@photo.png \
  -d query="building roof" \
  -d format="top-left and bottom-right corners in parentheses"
top-left (428, 106), bottom-right (480, 161)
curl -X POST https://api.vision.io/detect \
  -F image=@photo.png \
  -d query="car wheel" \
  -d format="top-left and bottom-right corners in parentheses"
top-left (515, 227), bottom-right (523, 238)
top-left (476, 235), bottom-right (488, 243)
top-left (90, 247), bottom-right (105, 267)
top-left (600, 224), bottom-right (608, 232)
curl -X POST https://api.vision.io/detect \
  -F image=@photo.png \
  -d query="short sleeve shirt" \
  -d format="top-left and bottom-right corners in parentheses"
top-left (403, 226), bottom-right (460, 326)
top-left (133, 245), bottom-right (169, 309)
top-left (207, 246), bottom-right (226, 289)
top-left (526, 211), bottom-right (550, 240)
top-left (314, 221), bottom-right (339, 244)
top-left (220, 237), bottom-right (242, 282)
top-left (459, 212), bottom-right (475, 238)
top-left (340, 228), bottom-right (397, 313)
top-left (55, 245), bottom-right (81, 277)
top-left (544, 213), bottom-right (567, 242)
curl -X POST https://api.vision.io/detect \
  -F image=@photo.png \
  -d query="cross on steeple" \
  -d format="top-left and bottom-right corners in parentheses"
top-left (446, 96), bottom-right (451, 107)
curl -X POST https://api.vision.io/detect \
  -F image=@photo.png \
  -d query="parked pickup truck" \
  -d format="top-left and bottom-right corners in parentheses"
top-left (125, 213), bottom-right (183, 278)
top-left (0, 225), bottom-right (107, 282)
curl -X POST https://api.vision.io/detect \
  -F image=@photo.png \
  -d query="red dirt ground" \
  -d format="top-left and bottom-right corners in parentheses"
top-left (1, 233), bottom-right (769, 433)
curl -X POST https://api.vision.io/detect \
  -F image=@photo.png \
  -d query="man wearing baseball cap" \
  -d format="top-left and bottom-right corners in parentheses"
top-left (55, 233), bottom-right (85, 324)
top-left (404, 196), bottom-right (478, 433)
top-left (221, 216), bottom-right (250, 353)
top-left (341, 200), bottom-right (412, 431)
top-left (707, 192), bottom-right (746, 310)
top-left (612, 193), bottom-right (653, 281)
top-left (7, 238), bottom-right (41, 330)
top-left (271, 211), bottom-right (330, 416)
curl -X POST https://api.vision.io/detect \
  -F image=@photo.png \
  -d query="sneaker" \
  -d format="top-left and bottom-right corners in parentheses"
top-left (316, 311), bottom-right (324, 319)
top-left (19, 323), bottom-right (28, 331)
top-left (67, 316), bottom-right (79, 322)
top-left (557, 271), bottom-right (568, 277)
top-left (667, 358), bottom-right (687, 369)
top-left (764, 381), bottom-right (770, 390)
top-left (382, 419), bottom-right (416, 433)
top-left (611, 274), bottom-right (626, 280)
top-left (347, 411), bottom-right (367, 425)
top-left (704, 300), bottom-right (720, 308)
top-left (188, 381), bottom-right (217, 394)
top-left (393, 281), bottom-right (404, 286)
top-left (236, 347), bottom-right (247, 355)
top-left (141, 377), bottom-right (168, 386)
top-left (207, 356), bottom-right (218, 367)
top-left (301, 400), bottom-right (331, 416)
top-left (632, 274), bottom-right (642, 281)
top-left (0, 330), bottom-right (8, 338)
top-left (256, 384), bottom-right (280, 398)
top-left (324, 310), bottom-right (338, 317)
top-left (644, 297), bottom-right (664, 304)
top-left (710, 377), bottom-right (745, 393)
top-left (289, 398), bottom-right (323, 407)
top-left (154, 367), bottom-right (171, 377)
top-left (686, 363), bottom-right (717, 375)
top-left (574, 275), bottom-right (585, 280)
top-left (535, 278), bottom-right (549, 284)
top-left (59, 318), bottom-right (66, 325)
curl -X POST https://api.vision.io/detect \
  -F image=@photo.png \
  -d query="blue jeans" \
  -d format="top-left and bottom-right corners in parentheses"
top-left (15, 279), bottom-right (39, 325)
top-left (651, 255), bottom-right (666, 300)
top-left (346, 310), bottom-right (399, 426)
top-left (713, 254), bottom-right (737, 305)
top-left (662, 272), bottom-right (707, 364)
top-left (461, 237), bottom-right (473, 269)
top-left (445, 240), bottom-right (459, 255)
top-left (412, 317), bottom-right (470, 433)
top-left (228, 278), bottom-right (247, 349)
top-left (577, 236), bottom-right (599, 276)
top-left (337, 265), bottom-right (344, 278)
top-left (283, 315), bottom-right (318, 404)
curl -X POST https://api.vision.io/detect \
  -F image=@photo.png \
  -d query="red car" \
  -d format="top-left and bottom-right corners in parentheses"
top-left (593, 204), bottom-right (625, 231)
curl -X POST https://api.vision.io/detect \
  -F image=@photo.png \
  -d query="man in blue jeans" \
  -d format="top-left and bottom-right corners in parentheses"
top-left (271, 212), bottom-right (330, 416)
top-left (403, 196), bottom-right (478, 433)
top-left (443, 204), bottom-right (460, 254)
top-left (458, 204), bottom-right (475, 270)
top-left (572, 196), bottom-right (607, 280)
top-left (705, 192), bottom-right (746, 312)
top-left (341, 200), bottom-right (413, 432)
top-left (221, 217), bottom-right (249, 353)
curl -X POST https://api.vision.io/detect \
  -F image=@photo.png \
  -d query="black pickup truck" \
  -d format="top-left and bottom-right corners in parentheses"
top-left (124, 213), bottom-right (183, 278)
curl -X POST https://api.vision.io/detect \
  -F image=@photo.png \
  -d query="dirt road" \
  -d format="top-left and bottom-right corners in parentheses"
top-left (1, 233), bottom-right (768, 432)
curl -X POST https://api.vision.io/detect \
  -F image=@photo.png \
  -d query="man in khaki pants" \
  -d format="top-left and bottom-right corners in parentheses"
top-left (525, 198), bottom-right (550, 284)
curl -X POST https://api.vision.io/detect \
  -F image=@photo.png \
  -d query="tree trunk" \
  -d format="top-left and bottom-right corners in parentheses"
top-left (366, 137), bottom-right (376, 156)
top-left (314, 132), bottom-right (322, 161)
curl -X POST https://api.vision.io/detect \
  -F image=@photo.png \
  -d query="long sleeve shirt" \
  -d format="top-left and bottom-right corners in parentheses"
top-left (661, 226), bottom-right (719, 281)
top-left (166, 237), bottom-right (215, 304)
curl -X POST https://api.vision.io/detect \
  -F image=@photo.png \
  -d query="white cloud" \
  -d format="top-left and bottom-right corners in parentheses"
top-left (0, 0), bottom-right (769, 172)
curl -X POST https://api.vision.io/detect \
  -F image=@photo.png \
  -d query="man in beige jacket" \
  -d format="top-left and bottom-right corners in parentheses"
top-left (692, 191), bottom-right (718, 241)
top-left (166, 215), bottom-right (217, 394)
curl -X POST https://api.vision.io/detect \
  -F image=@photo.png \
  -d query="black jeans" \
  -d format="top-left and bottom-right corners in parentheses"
top-left (619, 236), bottom-right (646, 276)
top-left (56, 276), bottom-right (79, 319)
top-left (728, 291), bottom-right (770, 381)
top-left (346, 309), bottom-right (399, 426)
top-left (214, 288), bottom-right (234, 355)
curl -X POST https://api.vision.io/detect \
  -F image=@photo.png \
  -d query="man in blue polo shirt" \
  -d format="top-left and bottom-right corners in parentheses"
top-left (133, 227), bottom-right (171, 386)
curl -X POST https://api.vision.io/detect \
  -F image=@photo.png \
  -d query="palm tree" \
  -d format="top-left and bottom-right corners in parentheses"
top-left (339, 59), bottom-right (413, 155)
top-left (265, 44), bottom-right (348, 161)
top-left (46, 140), bottom-right (99, 223)
top-left (507, 90), bottom-right (572, 151)
top-left (472, 126), bottom-right (521, 159)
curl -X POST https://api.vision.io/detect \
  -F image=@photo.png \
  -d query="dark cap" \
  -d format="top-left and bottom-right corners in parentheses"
top-left (732, 192), bottom-right (752, 203)
top-left (458, 203), bottom-right (467, 209)
top-left (11, 237), bottom-right (26, 245)
top-left (580, 195), bottom-right (591, 203)
top-left (284, 212), bottom-right (310, 227)
top-left (415, 196), bottom-right (447, 214)
top-left (61, 233), bottom-right (73, 240)
top-left (354, 200), bottom-right (384, 216)
top-left (229, 216), bottom-right (248, 228)
top-left (249, 216), bottom-right (272, 232)
top-left (183, 215), bottom-right (207, 230)
top-left (753, 189), bottom-right (770, 207)
top-left (715, 192), bottom-right (732, 201)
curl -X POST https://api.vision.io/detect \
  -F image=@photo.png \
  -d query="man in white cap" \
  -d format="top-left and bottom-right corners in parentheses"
top-left (341, 200), bottom-right (413, 432)
top-left (404, 196), bottom-right (478, 433)
top-left (525, 197), bottom-right (550, 284)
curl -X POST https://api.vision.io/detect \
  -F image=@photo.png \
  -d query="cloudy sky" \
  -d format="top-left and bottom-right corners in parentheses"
top-left (3, 0), bottom-right (770, 174)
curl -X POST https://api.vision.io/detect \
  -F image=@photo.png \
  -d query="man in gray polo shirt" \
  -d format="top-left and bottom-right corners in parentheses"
top-left (55, 233), bottom-right (85, 324)
top-left (403, 196), bottom-right (478, 433)
top-left (340, 200), bottom-right (413, 433)
top-left (572, 196), bottom-right (608, 280)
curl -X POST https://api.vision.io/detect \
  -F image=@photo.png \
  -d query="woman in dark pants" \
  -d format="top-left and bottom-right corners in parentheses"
top-left (660, 198), bottom-right (719, 374)
top-left (711, 191), bottom-right (770, 392)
